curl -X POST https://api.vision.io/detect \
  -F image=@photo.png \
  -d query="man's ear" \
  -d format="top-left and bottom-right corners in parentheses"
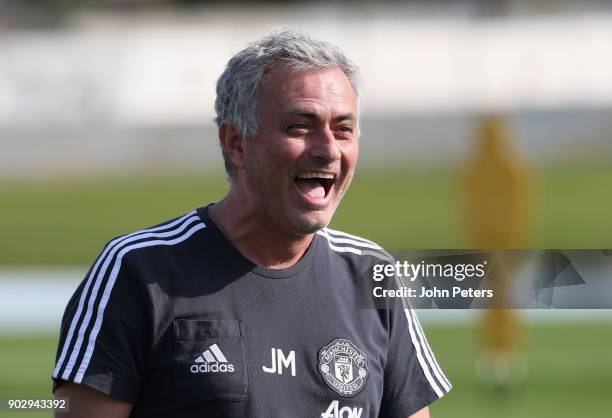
top-left (219, 123), bottom-right (246, 170)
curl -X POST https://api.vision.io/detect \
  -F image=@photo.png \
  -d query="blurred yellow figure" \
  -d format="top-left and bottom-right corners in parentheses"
top-left (463, 114), bottom-right (532, 389)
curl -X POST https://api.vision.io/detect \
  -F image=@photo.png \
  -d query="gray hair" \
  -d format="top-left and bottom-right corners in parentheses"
top-left (214, 29), bottom-right (361, 178)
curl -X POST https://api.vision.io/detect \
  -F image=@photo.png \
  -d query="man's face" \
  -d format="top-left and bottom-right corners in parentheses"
top-left (237, 65), bottom-right (359, 236)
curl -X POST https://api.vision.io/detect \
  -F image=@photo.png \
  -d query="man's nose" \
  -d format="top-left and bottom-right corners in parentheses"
top-left (310, 127), bottom-right (341, 162)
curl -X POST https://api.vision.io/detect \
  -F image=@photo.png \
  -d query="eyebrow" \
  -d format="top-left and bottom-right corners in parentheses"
top-left (287, 109), bottom-right (356, 123)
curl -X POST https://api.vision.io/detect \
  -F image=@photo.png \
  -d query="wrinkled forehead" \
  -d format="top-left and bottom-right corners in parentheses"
top-left (263, 61), bottom-right (356, 91)
top-left (258, 65), bottom-right (358, 116)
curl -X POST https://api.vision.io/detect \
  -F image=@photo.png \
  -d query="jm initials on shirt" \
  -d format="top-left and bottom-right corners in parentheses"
top-left (262, 348), bottom-right (296, 376)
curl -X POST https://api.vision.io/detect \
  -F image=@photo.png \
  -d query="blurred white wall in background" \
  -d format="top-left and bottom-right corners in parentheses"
top-left (2, 10), bottom-right (612, 126)
top-left (1, 6), bottom-right (611, 175)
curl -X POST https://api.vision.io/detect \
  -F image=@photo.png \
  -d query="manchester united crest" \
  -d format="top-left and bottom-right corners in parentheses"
top-left (318, 338), bottom-right (369, 397)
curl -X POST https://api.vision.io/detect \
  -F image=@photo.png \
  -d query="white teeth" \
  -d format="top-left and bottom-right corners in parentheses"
top-left (297, 172), bottom-right (336, 180)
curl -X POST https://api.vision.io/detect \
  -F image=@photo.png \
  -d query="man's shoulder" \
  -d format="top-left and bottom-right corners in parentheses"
top-left (316, 227), bottom-right (392, 263)
top-left (100, 209), bottom-right (208, 264)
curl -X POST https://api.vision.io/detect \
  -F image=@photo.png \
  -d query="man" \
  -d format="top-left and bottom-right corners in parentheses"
top-left (53, 30), bottom-right (451, 417)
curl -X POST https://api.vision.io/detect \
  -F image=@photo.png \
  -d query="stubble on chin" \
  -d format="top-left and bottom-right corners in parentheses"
top-left (291, 204), bottom-right (337, 235)
top-left (294, 218), bottom-right (327, 235)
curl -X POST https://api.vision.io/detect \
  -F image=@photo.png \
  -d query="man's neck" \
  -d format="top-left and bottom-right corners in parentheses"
top-left (209, 195), bottom-right (314, 269)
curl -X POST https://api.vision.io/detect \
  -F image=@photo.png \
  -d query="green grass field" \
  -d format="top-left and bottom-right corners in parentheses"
top-left (1, 162), bottom-right (611, 265)
top-left (428, 321), bottom-right (612, 418)
top-left (0, 321), bottom-right (610, 417)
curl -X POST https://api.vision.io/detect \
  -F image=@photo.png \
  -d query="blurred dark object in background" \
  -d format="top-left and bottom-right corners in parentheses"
top-left (3, 0), bottom-right (612, 29)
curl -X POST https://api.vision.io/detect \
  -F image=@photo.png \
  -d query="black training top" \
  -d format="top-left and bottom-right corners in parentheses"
top-left (53, 205), bottom-right (451, 418)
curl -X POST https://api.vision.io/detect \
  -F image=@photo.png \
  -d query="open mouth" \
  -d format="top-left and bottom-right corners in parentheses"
top-left (294, 171), bottom-right (336, 199)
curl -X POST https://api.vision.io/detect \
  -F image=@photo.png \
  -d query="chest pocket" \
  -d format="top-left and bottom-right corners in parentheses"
top-left (172, 319), bottom-right (248, 402)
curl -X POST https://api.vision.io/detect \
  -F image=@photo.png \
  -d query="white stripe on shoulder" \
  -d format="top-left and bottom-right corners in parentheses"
top-left (53, 211), bottom-right (202, 380)
top-left (392, 275), bottom-right (451, 397)
top-left (323, 227), bottom-right (380, 247)
top-left (54, 211), bottom-right (198, 379)
top-left (317, 229), bottom-right (382, 250)
top-left (410, 309), bottom-right (452, 389)
top-left (402, 307), bottom-right (444, 397)
top-left (317, 232), bottom-right (393, 262)
top-left (325, 240), bottom-right (363, 256)
top-left (74, 221), bottom-right (206, 383)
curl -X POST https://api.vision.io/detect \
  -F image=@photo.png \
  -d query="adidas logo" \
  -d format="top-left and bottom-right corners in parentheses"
top-left (190, 343), bottom-right (235, 374)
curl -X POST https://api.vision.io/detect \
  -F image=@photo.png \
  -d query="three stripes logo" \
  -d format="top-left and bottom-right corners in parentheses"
top-left (190, 343), bottom-right (235, 374)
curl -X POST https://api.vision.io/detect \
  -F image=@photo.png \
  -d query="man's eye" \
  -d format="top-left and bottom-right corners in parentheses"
top-left (288, 124), bottom-right (309, 132)
top-left (287, 123), bottom-right (309, 136)
top-left (335, 126), bottom-right (354, 138)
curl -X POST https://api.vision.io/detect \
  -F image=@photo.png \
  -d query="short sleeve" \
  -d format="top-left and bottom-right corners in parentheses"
top-left (379, 301), bottom-right (452, 417)
top-left (52, 245), bottom-right (151, 403)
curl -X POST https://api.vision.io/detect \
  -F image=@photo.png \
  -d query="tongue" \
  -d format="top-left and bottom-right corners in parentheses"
top-left (296, 178), bottom-right (325, 198)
